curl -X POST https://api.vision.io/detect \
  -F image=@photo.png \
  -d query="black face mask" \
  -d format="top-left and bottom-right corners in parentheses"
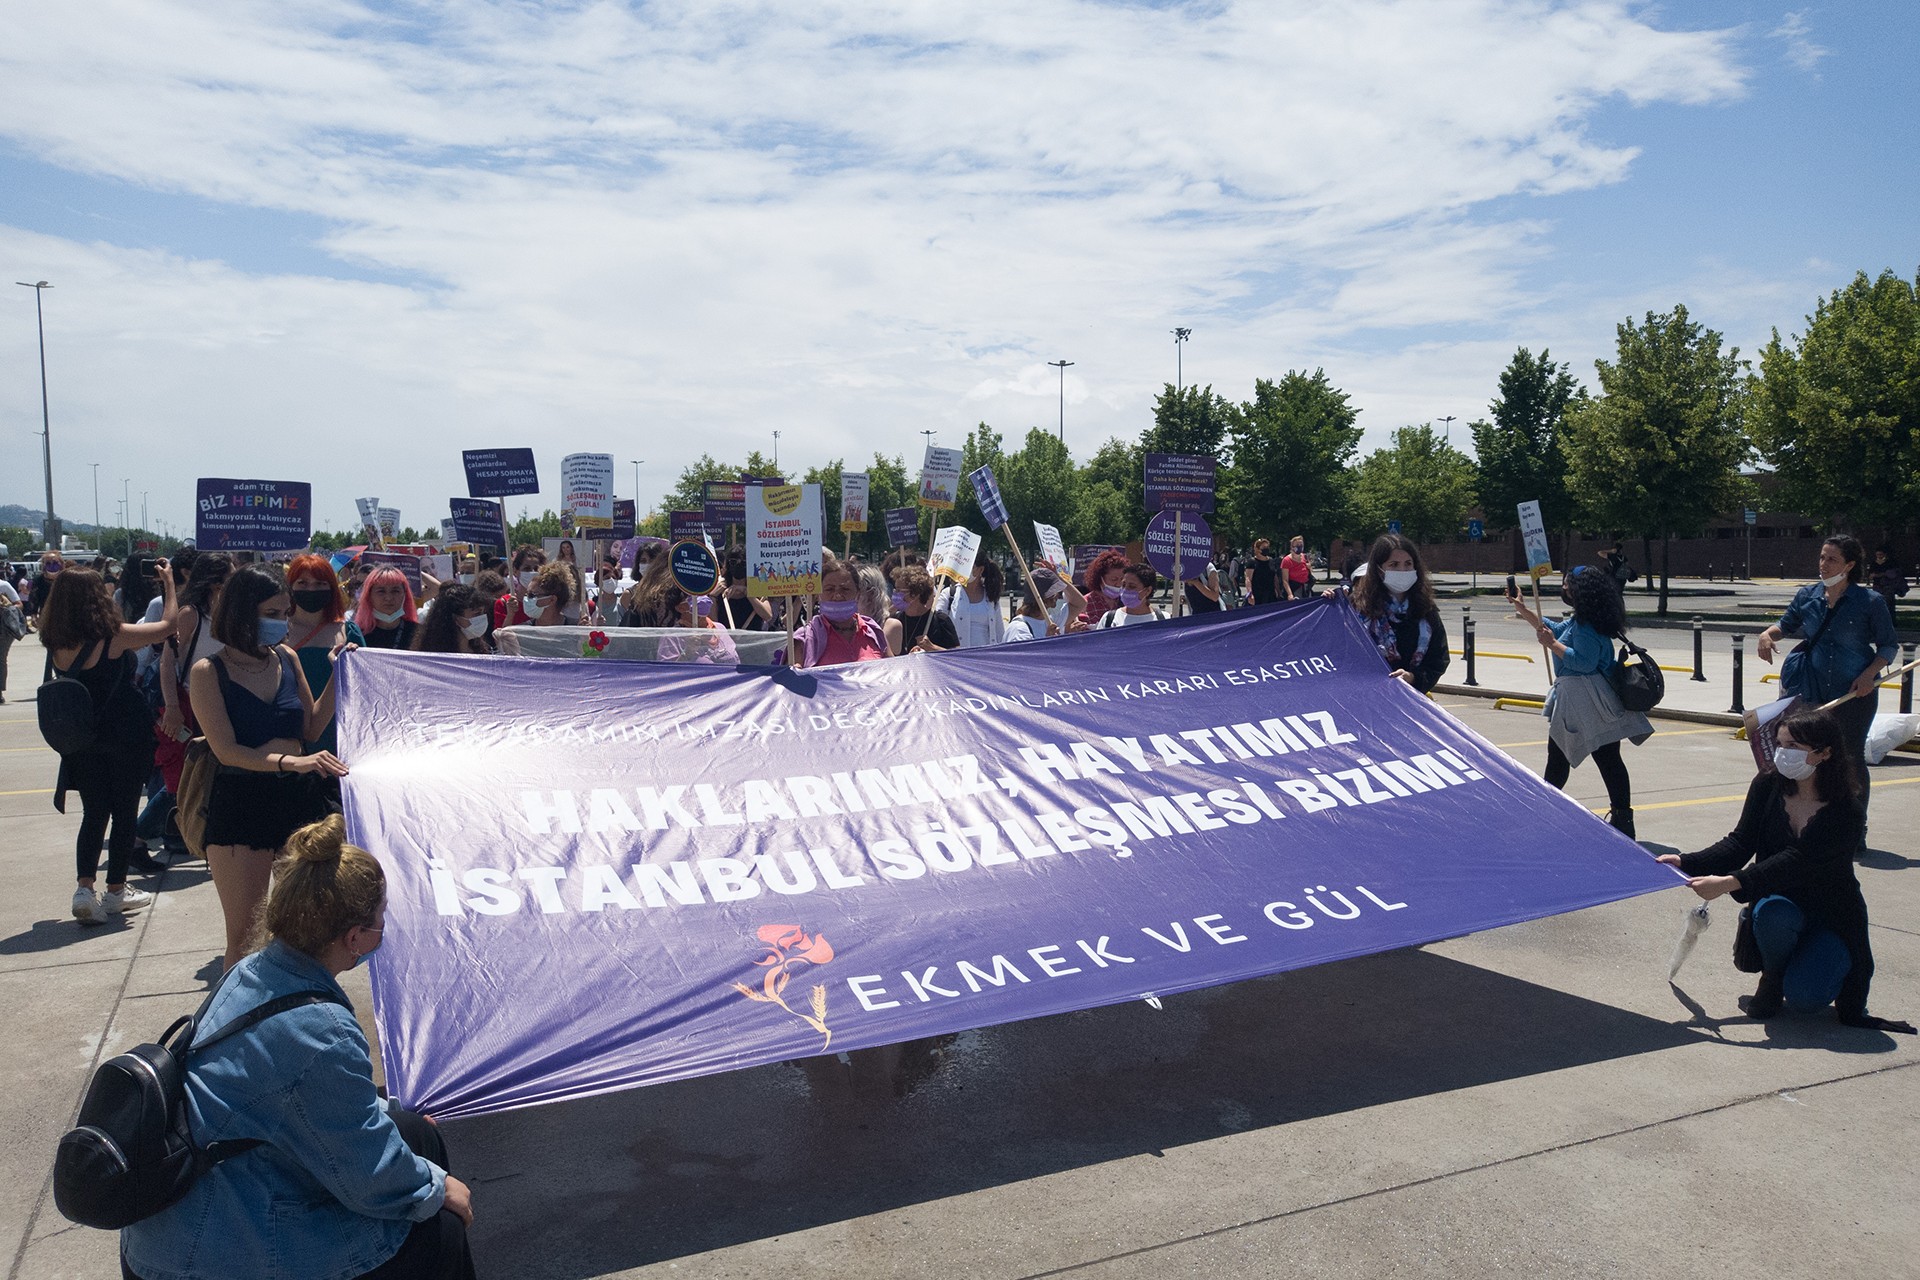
top-left (290, 588), bottom-right (334, 614)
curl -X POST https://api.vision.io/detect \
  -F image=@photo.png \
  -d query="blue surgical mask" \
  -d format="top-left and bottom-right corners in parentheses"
top-left (258, 617), bottom-right (290, 646)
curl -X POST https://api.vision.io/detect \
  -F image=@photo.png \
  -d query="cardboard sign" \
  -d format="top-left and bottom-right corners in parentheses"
top-left (195, 479), bottom-right (312, 552)
top-left (840, 472), bottom-right (869, 533)
top-left (449, 498), bottom-right (507, 549)
top-left (462, 449), bottom-right (539, 498)
top-left (1072, 544), bottom-right (1123, 578)
top-left (1033, 521), bottom-right (1069, 575)
top-left (1144, 508), bottom-right (1213, 580)
top-left (928, 524), bottom-right (981, 585)
top-left (562, 453), bottom-right (615, 531)
top-left (1144, 453), bottom-right (1216, 513)
top-left (355, 497), bottom-right (382, 539)
top-left (917, 445), bottom-right (964, 510)
top-left (541, 538), bottom-right (592, 572)
top-left (439, 519), bottom-right (458, 546)
top-left (424, 554), bottom-right (454, 583)
top-left (968, 464), bottom-right (1010, 530)
top-left (1517, 500), bottom-right (1552, 580)
top-left (884, 506), bottom-right (920, 549)
top-left (670, 510), bottom-right (721, 544)
top-left (669, 540), bottom-right (721, 596)
top-left (360, 550), bottom-right (423, 593)
top-left (378, 507), bottom-right (401, 540)
top-left (610, 499), bottom-right (636, 541)
top-left (704, 482), bottom-right (747, 526)
top-left (745, 484), bottom-right (824, 600)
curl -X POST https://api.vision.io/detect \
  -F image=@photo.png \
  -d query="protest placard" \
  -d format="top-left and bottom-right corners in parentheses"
top-left (928, 524), bottom-right (981, 585)
top-left (378, 507), bottom-right (401, 540)
top-left (1144, 453), bottom-right (1216, 513)
top-left (670, 540), bottom-right (721, 596)
top-left (337, 598), bottom-right (1679, 1118)
top-left (704, 482), bottom-right (747, 526)
top-left (1033, 522), bottom-right (1069, 575)
top-left (610, 499), bottom-right (636, 540)
top-left (745, 484), bottom-right (823, 600)
top-left (884, 507), bottom-right (920, 549)
top-left (449, 498), bottom-right (507, 549)
top-left (424, 554), bottom-right (454, 583)
top-left (670, 510), bottom-right (720, 544)
top-left (359, 550), bottom-right (422, 593)
top-left (1144, 508), bottom-right (1213, 581)
top-left (562, 453), bottom-right (615, 531)
top-left (968, 464), bottom-right (1010, 530)
top-left (840, 472), bottom-right (869, 533)
top-left (195, 479), bottom-right (312, 552)
top-left (1072, 544), bottom-right (1122, 578)
top-left (355, 497), bottom-right (382, 539)
top-left (439, 519), bottom-right (458, 546)
top-left (1517, 499), bottom-right (1553, 580)
top-left (917, 445), bottom-right (964, 510)
top-left (462, 448), bottom-right (539, 498)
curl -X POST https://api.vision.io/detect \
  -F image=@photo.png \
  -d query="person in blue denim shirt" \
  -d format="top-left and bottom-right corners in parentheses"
top-left (122, 815), bottom-right (476, 1280)
top-left (1756, 534), bottom-right (1897, 831)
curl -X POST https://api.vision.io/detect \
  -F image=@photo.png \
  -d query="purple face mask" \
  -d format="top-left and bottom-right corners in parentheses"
top-left (693, 595), bottom-right (713, 617)
top-left (1101, 582), bottom-right (1123, 600)
top-left (889, 591), bottom-right (908, 612)
top-left (1120, 588), bottom-right (1143, 609)
top-left (818, 598), bottom-right (858, 622)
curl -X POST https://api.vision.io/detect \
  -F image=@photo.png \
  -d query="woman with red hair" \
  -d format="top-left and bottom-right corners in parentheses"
top-left (353, 566), bottom-right (418, 650)
top-left (1078, 548), bottom-right (1129, 627)
top-left (285, 554), bottom-right (362, 758)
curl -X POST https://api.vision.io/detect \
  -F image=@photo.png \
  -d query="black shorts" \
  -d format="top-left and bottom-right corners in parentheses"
top-left (203, 769), bottom-right (335, 851)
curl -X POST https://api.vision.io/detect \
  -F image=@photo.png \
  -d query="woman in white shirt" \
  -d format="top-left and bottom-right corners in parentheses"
top-left (1097, 562), bottom-right (1167, 628)
top-left (1002, 567), bottom-right (1089, 642)
top-left (943, 561), bottom-right (1005, 648)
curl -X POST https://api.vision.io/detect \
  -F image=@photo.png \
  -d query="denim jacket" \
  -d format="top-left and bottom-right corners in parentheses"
top-left (1775, 583), bottom-right (1898, 705)
top-left (122, 941), bottom-right (445, 1280)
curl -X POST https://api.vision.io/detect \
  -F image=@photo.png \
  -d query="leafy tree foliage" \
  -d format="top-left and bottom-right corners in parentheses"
top-left (1749, 269), bottom-right (1920, 533)
top-left (1563, 305), bottom-right (1749, 613)
top-left (1347, 425), bottom-right (1479, 544)
top-left (1219, 370), bottom-right (1362, 550)
top-left (1145, 383), bottom-right (1232, 460)
top-left (1469, 347), bottom-right (1583, 534)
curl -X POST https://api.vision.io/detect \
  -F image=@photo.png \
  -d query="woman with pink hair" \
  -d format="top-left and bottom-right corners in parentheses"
top-left (353, 566), bottom-right (419, 649)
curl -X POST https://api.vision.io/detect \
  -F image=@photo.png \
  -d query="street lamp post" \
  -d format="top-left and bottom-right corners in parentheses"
top-left (121, 479), bottom-right (131, 558)
top-left (1048, 360), bottom-right (1074, 443)
top-left (90, 462), bottom-right (101, 547)
top-left (630, 459), bottom-right (642, 504)
top-left (17, 280), bottom-right (56, 550)
top-left (1438, 414), bottom-right (1456, 444)
top-left (772, 431), bottom-right (781, 472)
top-left (1171, 327), bottom-right (1191, 392)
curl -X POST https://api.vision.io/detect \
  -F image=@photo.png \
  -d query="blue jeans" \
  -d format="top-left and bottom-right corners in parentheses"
top-left (1752, 895), bottom-right (1851, 1010)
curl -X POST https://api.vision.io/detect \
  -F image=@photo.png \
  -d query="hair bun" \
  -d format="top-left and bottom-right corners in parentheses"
top-left (284, 814), bottom-right (348, 864)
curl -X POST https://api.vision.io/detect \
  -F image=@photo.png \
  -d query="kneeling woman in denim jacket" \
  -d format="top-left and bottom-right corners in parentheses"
top-left (1657, 707), bottom-right (1912, 1035)
top-left (123, 816), bottom-right (476, 1280)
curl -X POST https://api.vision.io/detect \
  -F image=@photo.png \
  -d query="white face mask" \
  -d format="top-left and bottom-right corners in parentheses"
top-left (528, 596), bottom-right (555, 615)
top-left (458, 574), bottom-right (476, 586)
top-left (1048, 596), bottom-right (1071, 627)
top-left (518, 570), bottom-right (538, 588)
top-left (1772, 746), bottom-right (1817, 781)
top-left (372, 607), bottom-right (406, 626)
top-left (1819, 571), bottom-right (1848, 589)
top-left (460, 613), bottom-right (489, 639)
top-left (1382, 568), bottom-right (1419, 595)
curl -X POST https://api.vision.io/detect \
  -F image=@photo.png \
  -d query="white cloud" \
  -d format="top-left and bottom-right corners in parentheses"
top-left (0, 0), bottom-right (1752, 534)
top-left (1770, 10), bottom-right (1830, 74)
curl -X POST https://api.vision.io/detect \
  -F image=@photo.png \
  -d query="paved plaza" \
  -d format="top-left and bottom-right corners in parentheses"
top-left (2, 627), bottom-right (1915, 1279)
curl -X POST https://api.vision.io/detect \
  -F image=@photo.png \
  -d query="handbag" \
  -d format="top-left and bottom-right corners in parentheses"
top-left (1732, 904), bottom-right (1762, 974)
top-left (1779, 593), bottom-right (1845, 698)
top-left (173, 738), bottom-right (216, 860)
top-left (0, 600), bottom-right (25, 640)
top-left (1608, 637), bottom-right (1665, 713)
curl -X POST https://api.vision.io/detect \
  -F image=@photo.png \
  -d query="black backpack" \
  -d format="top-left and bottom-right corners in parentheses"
top-left (53, 982), bottom-right (347, 1230)
top-left (1609, 637), bottom-right (1666, 713)
top-left (38, 641), bottom-right (133, 757)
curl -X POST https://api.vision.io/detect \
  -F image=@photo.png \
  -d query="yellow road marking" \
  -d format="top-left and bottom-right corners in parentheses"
top-left (0, 746), bottom-right (50, 753)
top-left (0, 787), bottom-right (53, 796)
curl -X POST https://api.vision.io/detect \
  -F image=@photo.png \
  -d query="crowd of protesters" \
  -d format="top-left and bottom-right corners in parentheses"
top-left (3, 520), bottom-right (1910, 1278)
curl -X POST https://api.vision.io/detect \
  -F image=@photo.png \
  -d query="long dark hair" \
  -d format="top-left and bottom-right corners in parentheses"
top-left (181, 551), bottom-right (233, 616)
top-left (36, 568), bottom-right (121, 652)
top-left (412, 583), bottom-right (489, 654)
top-left (211, 565), bottom-right (287, 658)
top-left (1780, 706), bottom-right (1857, 803)
top-left (1350, 534), bottom-right (1437, 622)
top-left (1564, 565), bottom-right (1627, 639)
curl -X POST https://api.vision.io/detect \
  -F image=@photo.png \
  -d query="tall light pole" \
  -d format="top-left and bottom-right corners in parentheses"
top-left (1171, 327), bottom-right (1191, 392)
top-left (17, 280), bottom-right (57, 549)
top-left (1048, 360), bottom-right (1074, 443)
top-left (141, 491), bottom-right (149, 542)
top-left (1438, 414), bottom-right (1456, 444)
top-left (90, 462), bottom-right (101, 544)
top-left (121, 479), bottom-right (131, 557)
top-left (630, 459), bottom-right (642, 504)
top-left (771, 430), bottom-right (781, 472)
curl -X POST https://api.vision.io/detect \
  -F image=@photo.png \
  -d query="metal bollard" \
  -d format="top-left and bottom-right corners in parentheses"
top-left (1903, 642), bottom-right (1916, 715)
top-left (1691, 615), bottom-right (1706, 681)
top-left (1706, 561), bottom-right (1713, 582)
top-left (1463, 614), bottom-right (1478, 687)
top-left (1729, 633), bottom-right (1745, 714)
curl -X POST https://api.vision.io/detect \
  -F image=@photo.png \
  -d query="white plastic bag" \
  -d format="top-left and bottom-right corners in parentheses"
top-left (1865, 712), bottom-right (1920, 765)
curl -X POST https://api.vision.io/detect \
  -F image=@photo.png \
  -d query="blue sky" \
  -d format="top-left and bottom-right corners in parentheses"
top-left (1, 1), bottom-right (1914, 540)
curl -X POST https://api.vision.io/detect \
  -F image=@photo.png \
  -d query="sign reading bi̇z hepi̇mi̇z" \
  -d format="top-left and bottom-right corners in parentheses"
top-left (195, 479), bottom-right (311, 551)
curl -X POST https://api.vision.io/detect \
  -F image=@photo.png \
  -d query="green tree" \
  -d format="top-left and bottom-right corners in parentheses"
top-left (1219, 370), bottom-right (1361, 552)
top-left (1563, 305), bottom-right (1750, 614)
top-left (801, 458), bottom-right (848, 555)
top-left (660, 455), bottom-right (743, 515)
top-left (1064, 436), bottom-right (1142, 549)
top-left (1469, 347), bottom-right (1583, 545)
top-left (952, 422), bottom-right (1005, 535)
top-left (1347, 425), bottom-right (1479, 544)
top-left (860, 453), bottom-right (916, 557)
top-left (507, 508), bottom-right (564, 547)
top-left (998, 427), bottom-right (1077, 559)
top-left (1749, 269), bottom-right (1920, 533)
top-left (1145, 383), bottom-right (1232, 459)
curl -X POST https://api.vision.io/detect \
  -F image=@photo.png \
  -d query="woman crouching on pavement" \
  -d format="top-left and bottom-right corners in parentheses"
top-left (1658, 707), bottom-right (1912, 1034)
top-left (121, 815), bottom-right (477, 1280)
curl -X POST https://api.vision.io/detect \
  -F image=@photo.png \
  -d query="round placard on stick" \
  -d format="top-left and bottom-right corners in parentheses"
top-left (1143, 508), bottom-right (1212, 581)
top-left (669, 539), bottom-right (720, 596)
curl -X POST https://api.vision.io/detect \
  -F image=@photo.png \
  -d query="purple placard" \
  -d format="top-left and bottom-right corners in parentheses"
top-left (448, 498), bottom-right (507, 549)
top-left (336, 599), bottom-right (1680, 1119)
top-left (670, 510), bottom-right (719, 543)
top-left (194, 478), bottom-right (312, 552)
top-left (703, 482), bottom-right (747, 526)
top-left (609, 499), bottom-right (636, 541)
top-left (884, 507), bottom-right (920, 549)
top-left (1072, 544), bottom-right (1123, 577)
top-left (359, 551), bottom-right (423, 593)
top-left (1144, 453), bottom-right (1216, 513)
top-left (968, 464), bottom-right (1010, 530)
top-left (1144, 508), bottom-right (1213, 579)
top-left (463, 448), bottom-right (540, 498)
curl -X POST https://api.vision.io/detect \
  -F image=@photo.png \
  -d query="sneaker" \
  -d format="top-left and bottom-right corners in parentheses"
top-left (71, 888), bottom-right (106, 924)
top-left (101, 887), bottom-right (154, 916)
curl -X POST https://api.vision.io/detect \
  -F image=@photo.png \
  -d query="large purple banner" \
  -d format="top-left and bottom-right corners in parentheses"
top-left (336, 600), bottom-right (1678, 1118)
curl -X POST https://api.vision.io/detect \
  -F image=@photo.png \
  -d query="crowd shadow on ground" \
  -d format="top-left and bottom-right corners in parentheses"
top-left (454, 948), bottom-right (1709, 1277)
top-left (0, 860), bottom-right (208, 958)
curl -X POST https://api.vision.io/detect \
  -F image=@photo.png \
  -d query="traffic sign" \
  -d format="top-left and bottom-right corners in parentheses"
top-left (1744, 508), bottom-right (1757, 526)
top-left (1467, 519), bottom-right (1484, 542)
top-left (1387, 519), bottom-right (1402, 534)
